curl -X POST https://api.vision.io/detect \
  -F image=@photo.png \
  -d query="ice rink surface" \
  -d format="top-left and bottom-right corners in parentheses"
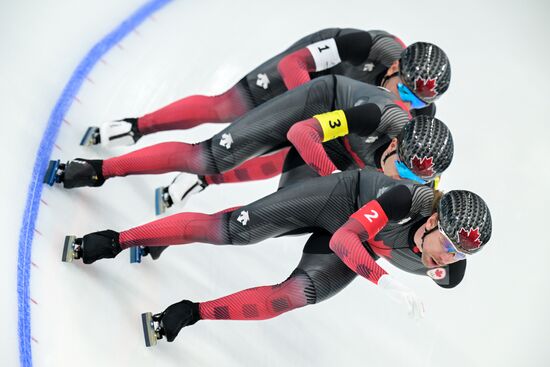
top-left (1, 0), bottom-right (549, 366)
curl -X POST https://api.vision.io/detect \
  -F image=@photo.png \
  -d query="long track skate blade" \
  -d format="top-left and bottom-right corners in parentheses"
top-left (62, 236), bottom-right (77, 262)
top-left (43, 160), bottom-right (60, 186)
top-left (130, 247), bottom-right (142, 264)
top-left (79, 127), bottom-right (100, 146)
top-left (141, 312), bottom-right (158, 347)
top-left (154, 187), bottom-right (167, 216)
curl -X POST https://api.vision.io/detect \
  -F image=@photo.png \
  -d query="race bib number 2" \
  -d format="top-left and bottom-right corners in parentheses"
top-left (314, 110), bottom-right (349, 142)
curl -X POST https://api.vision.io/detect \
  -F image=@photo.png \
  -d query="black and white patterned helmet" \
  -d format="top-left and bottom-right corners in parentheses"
top-left (399, 42), bottom-right (451, 104)
top-left (397, 115), bottom-right (454, 181)
top-left (438, 190), bottom-right (492, 255)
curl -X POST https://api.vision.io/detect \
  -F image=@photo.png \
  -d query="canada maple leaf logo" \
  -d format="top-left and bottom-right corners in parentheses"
top-left (415, 77), bottom-right (437, 98)
top-left (410, 155), bottom-right (434, 177)
top-left (458, 227), bottom-right (482, 251)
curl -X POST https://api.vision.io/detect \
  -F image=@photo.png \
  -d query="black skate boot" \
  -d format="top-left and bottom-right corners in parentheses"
top-left (44, 158), bottom-right (105, 188)
top-left (80, 118), bottom-right (142, 147)
top-left (141, 300), bottom-right (200, 347)
top-left (62, 230), bottom-right (122, 264)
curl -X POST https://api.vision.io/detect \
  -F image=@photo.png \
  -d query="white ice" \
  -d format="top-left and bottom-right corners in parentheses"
top-left (1, 0), bottom-right (549, 366)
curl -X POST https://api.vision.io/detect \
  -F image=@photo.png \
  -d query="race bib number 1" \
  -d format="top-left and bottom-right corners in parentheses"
top-left (314, 110), bottom-right (349, 142)
top-left (306, 38), bottom-right (341, 71)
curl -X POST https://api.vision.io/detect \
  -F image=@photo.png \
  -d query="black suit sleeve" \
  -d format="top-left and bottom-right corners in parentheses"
top-left (334, 32), bottom-right (373, 65)
top-left (343, 103), bottom-right (382, 136)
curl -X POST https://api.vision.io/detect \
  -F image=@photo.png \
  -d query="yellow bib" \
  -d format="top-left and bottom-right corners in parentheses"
top-left (314, 110), bottom-right (349, 142)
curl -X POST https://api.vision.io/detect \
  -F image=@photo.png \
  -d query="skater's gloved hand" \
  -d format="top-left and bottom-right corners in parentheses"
top-left (81, 230), bottom-right (122, 264)
top-left (378, 274), bottom-right (425, 320)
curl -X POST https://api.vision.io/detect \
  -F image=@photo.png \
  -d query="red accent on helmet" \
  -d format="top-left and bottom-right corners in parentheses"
top-left (415, 78), bottom-right (437, 98)
top-left (458, 227), bottom-right (482, 251)
top-left (410, 155), bottom-right (434, 177)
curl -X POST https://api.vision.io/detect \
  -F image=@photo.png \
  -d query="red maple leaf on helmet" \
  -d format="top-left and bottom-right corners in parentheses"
top-left (458, 227), bottom-right (482, 251)
top-left (415, 78), bottom-right (437, 98)
top-left (410, 155), bottom-right (434, 177)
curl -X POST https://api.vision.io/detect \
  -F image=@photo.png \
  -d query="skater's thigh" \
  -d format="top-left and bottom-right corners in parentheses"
top-left (227, 177), bottom-right (338, 245)
top-left (294, 232), bottom-right (358, 304)
top-left (210, 77), bottom-right (336, 172)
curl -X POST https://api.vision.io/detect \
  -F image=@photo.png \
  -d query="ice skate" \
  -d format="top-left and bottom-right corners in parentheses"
top-left (80, 118), bottom-right (141, 147)
top-left (62, 235), bottom-right (82, 262)
top-left (43, 158), bottom-right (104, 188)
top-left (79, 126), bottom-right (100, 146)
top-left (141, 300), bottom-right (200, 347)
top-left (130, 245), bottom-right (168, 264)
top-left (61, 230), bottom-right (121, 264)
top-left (43, 160), bottom-right (64, 186)
top-left (155, 173), bottom-right (207, 215)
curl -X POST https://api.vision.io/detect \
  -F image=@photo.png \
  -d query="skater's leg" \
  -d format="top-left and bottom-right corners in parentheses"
top-left (71, 171), bottom-right (359, 264)
top-left (101, 140), bottom-right (221, 178)
top-left (138, 82), bottom-right (254, 134)
top-left (104, 75), bottom-right (333, 179)
top-left (119, 207), bottom-right (239, 249)
top-left (154, 147), bottom-right (290, 215)
top-left (122, 170), bottom-right (351, 249)
top-left (142, 234), bottom-right (356, 344)
top-left (203, 147), bottom-right (289, 185)
top-left (199, 272), bottom-right (311, 320)
top-left (199, 232), bottom-right (357, 321)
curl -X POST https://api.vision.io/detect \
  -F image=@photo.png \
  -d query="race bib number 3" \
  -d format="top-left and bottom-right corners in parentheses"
top-left (314, 110), bottom-right (349, 142)
top-left (306, 38), bottom-right (341, 71)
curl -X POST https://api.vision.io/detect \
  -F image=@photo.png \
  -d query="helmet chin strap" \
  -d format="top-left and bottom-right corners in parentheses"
top-left (420, 223), bottom-right (439, 250)
top-left (382, 150), bottom-right (397, 165)
top-left (381, 71), bottom-right (400, 88)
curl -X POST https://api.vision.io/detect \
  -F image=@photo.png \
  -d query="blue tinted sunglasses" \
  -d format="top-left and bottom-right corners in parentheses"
top-left (397, 83), bottom-right (428, 109)
top-left (395, 160), bottom-right (426, 184)
top-left (439, 222), bottom-right (467, 261)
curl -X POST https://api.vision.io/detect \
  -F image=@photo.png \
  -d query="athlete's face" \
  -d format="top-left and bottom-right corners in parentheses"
top-left (380, 138), bottom-right (401, 179)
top-left (418, 213), bottom-right (461, 268)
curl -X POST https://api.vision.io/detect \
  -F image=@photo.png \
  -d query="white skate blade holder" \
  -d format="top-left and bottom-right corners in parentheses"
top-left (62, 235), bottom-right (77, 262)
top-left (155, 173), bottom-right (205, 215)
top-left (100, 120), bottom-right (136, 147)
top-left (141, 312), bottom-right (158, 347)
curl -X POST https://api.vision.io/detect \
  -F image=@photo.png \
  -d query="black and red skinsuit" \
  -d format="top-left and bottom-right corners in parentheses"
top-left (110, 29), bottom-right (434, 187)
top-left (100, 75), bottom-right (410, 187)
top-left (117, 169), bottom-right (465, 322)
top-left (135, 28), bottom-right (432, 136)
